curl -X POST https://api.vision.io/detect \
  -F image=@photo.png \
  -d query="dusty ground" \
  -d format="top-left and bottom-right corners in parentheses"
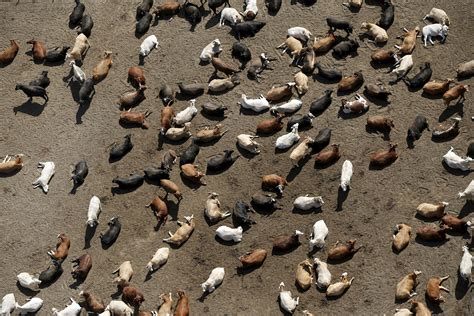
top-left (0, 0), bottom-right (473, 315)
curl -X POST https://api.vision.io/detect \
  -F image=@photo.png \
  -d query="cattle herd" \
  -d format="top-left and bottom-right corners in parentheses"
top-left (0, 0), bottom-right (473, 315)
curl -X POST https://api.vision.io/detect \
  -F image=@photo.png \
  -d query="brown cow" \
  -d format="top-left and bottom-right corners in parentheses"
top-left (154, 1), bottom-right (181, 17)
top-left (47, 233), bottom-right (70, 261)
top-left (370, 49), bottom-right (395, 63)
top-left (262, 174), bottom-right (287, 195)
top-left (146, 197), bottom-right (169, 225)
top-left (92, 51), bottom-right (113, 83)
top-left (338, 71), bottom-right (364, 92)
top-left (313, 33), bottom-right (337, 55)
top-left (80, 291), bottom-right (105, 314)
top-left (416, 226), bottom-right (450, 242)
top-left (327, 240), bottom-right (359, 261)
top-left (118, 86), bottom-right (147, 109)
top-left (0, 154), bottom-right (24, 174)
top-left (256, 114), bottom-right (284, 134)
top-left (440, 214), bottom-right (472, 232)
top-left (160, 179), bottom-right (182, 201)
top-left (27, 40), bottom-right (46, 63)
top-left (426, 275), bottom-right (449, 303)
top-left (423, 79), bottom-right (454, 95)
top-left (122, 285), bottom-right (145, 307)
top-left (370, 143), bottom-right (398, 166)
top-left (239, 249), bottom-right (267, 268)
top-left (211, 56), bottom-right (240, 76)
top-left (180, 164), bottom-right (206, 185)
top-left (273, 230), bottom-right (304, 251)
top-left (265, 82), bottom-right (295, 102)
top-left (443, 84), bottom-right (468, 106)
top-left (367, 116), bottom-right (394, 133)
top-left (128, 66), bottom-right (146, 88)
top-left (71, 254), bottom-right (92, 280)
top-left (160, 105), bottom-right (174, 134)
top-left (174, 290), bottom-right (189, 316)
top-left (314, 144), bottom-right (341, 165)
top-left (119, 109), bottom-right (151, 129)
top-left (395, 26), bottom-right (420, 54)
top-left (0, 40), bottom-right (19, 65)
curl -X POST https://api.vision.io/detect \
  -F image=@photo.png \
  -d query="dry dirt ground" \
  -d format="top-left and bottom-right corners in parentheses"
top-left (0, 0), bottom-right (473, 315)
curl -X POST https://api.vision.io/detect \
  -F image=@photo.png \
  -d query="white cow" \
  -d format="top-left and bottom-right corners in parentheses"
top-left (422, 24), bottom-right (449, 46)
top-left (146, 247), bottom-right (170, 272)
top-left (17, 272), bottom-right (41, 291)
top-left (287, 27), bottom-right (312, 43)
top-left (458, 180), bottom-right (474, 200)
top-left (1, 293), bottom-right (16, 316)
top-left (68, 61), bottom-right (86, 85)
top-left (340, 160), bottom-right (353, 191)
top-left (443, 147), bottom-right (472, 171)
top-left (87, 195), bottom-right (101, 227)
top-left (278, 282), bottom-right (299, 314)
top-left (173, 99), bottom-right (197, 125)
top-left (139, 35), bottom-right (158, 57)
top-left (459, 246), bottom-right (473, 281)
top-left (237, 134), bottom-right (261, 154)
top-left (270, 99), bottom-right (302, 114)
top-left (423, 8), bottom-right (450, 25)
top-left (309, 220), bottom-right (329, 251)
top-left (219, 8), bottom-right (241, 26)
top-left (52, 298), bottom-right (81, 316)
top-left (391, 54), bottom-right (413, 79)
top-left (239, 94), bottom-right (270, 112)
top-left (16, 297), bottom-right (43, 315)
top-left (201, 267), bottom-right (225, 293)
top-left (294, 195), bottom-right (324, 210)
top-left (275, 124), bottom-right (300, 150)
top-left (242, 0), bottom-right (258, 19)
top-left (104, 300), bottom-right (133, 316)
top-left (314, 258), bottom-right (332, 289)
top-left (32, 161), bottom-right (55, 193)
top-left (216, 226), bottom-right (243, 242)
top-left (200, 39), bottom-right (222, 62)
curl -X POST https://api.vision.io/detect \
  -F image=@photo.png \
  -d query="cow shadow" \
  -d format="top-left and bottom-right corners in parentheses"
top-left (421, 91), bottom-right (442, 100)
top-left (235, 144), bottom-right (259, 160)
top-left (236, 265), bottom-right (262, 276)
top-left (292, 206), bottom-right (322, 215)
top-left (455, 273), bottom-right (472, 300)
top-left (337, 108), bottom-right (367, 119)
top-left (313, 73), bottom-right (342, 84)
top-left (205, 13), bottom-right (220, 29)
top-left (425, 294), bottom-right (443, 314)
top-left (76, 101), bottom-right (91, 124)
top-left (69, 277), bottom-right (85, 289)
top-left (214, 235), bottom-right (239, 246)
top-left (201, 110), bottom-right (227, 121)
top-left (179, 173), bottom-right (205, 190)
top-left (336, 187), bottom-right (349, 211)
top-left (439, 102), bottom-right (464, 122)
top-left (239, 107), bottom-right (268, 116)
top-left (0, 169), bottom-right (21, 178)
top-left (271, 246), bottom-right (300, 256)
top-left (441, 161), bottom-right (472, 176)
top-left (363, 92), bottom-right (390, 107)
top-left (13, 100), bottom-right (46, 116)
top-left (415, 236), bottom-right (449, 247)
top-left (365, 126), bottom-right (391, 141)
top-left (459, 201), bottom-right (473, 218)
top-left (16, 281), bottom-right (40, 296)
top-left (83, 225), bottom-right (97, 249)
top-left (111, 185), bottom-right (142, 195)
